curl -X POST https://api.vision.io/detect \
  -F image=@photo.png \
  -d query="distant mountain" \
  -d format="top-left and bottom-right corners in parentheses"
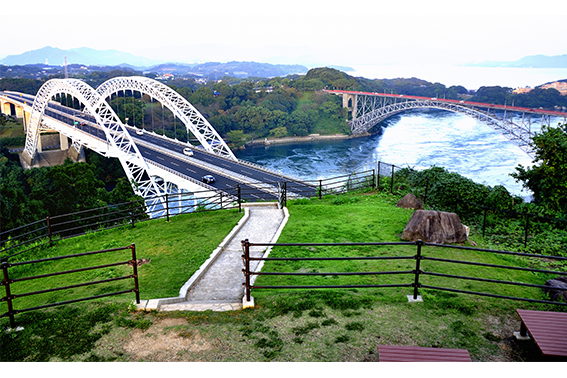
top-left (466, 54), bottom-right (567, 68)
top-left (0, 47), bottom-right (311, 79)
top-left (0, 46), bottom-right (162, 67)
top-left (160, 61), bottom-right (309, 78)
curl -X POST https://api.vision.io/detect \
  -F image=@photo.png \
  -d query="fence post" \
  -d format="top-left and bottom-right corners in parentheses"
top-left (372, 169), bottom-right (376, 189)
top-left (130, 201), bottom-right (135, 228)
top-left (46, 216), bottom-right (52, 245)
top-left (377, 161), bottom-right (381, 191)
top-left (130, 243), bottom-right (140, 304)
top-left (390, 164), bottom-right (395, 194)
top-left (412, 239), bottom-right (424, 300)
top-left (319, 180), bottom-right (322, 199)
top-left (1, 260), bottom-right (16, 329)
top-left (283, 182), bottom-right (287, 208)
top-left (524, 214), bottom-right (530, 248)
top-left (238, 184), bottom-right (242, 213)
top-left (242, 239), bottom-right (251, 302)
top-left (165, 193), bottom-right (170, 222)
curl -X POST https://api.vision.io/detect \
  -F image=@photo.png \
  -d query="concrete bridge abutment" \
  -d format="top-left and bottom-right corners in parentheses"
top-left (341, 93), bottom-right (358, 120)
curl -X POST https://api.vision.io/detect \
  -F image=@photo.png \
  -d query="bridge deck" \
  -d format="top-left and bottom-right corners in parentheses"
top-left (327, 89), bottom-right (567, 117)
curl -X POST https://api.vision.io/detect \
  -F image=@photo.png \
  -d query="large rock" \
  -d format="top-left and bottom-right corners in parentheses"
top-left (396, 193), bottom-right (423, 210)
top-left (543, 276), bottom-right (567, 303)
top-left (401, 210), bottom-right (468, 244)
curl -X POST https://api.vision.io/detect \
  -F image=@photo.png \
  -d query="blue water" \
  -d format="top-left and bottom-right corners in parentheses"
top-left (234, 109), bottom-right (561, 197)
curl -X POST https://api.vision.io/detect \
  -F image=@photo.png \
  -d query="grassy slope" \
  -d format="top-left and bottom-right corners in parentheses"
top-left (1, 209), bottom-right (244, 315)
top-left (1, 192), bottom-right (565, 362)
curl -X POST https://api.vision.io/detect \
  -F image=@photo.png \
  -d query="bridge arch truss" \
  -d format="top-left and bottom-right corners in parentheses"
top-left (23, 78), bottom-right (169, 214)
top-left (95, 76), bottom-right (236, 160)
top-left (345, 94), bottom-right (565, 158)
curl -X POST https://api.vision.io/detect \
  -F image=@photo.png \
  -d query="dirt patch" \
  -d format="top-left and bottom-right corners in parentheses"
top-left (127, 258), bottom-right (151, 267)
top-left (122, 318), bottom-right (213, 361)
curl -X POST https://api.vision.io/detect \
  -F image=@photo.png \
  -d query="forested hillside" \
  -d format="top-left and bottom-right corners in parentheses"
top-left (0, 147), bottom-right (139, 232)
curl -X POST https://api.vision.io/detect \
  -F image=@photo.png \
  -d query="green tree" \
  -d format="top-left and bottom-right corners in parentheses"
top-left (269, 126), bottom-right (287, 138)
top-left (226, 130), bottom-right (246, 146)
top-left (511, 124), bottom-right (567, 214)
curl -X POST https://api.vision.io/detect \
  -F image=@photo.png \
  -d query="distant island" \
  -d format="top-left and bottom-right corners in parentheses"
top-left (465, 54), bottom-right (567, 68)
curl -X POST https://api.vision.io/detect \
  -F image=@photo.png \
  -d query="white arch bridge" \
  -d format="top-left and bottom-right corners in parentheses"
top-left (1, 77), bottom-right (314, 216)
top-left (327, 89), bottom-right (567, 158)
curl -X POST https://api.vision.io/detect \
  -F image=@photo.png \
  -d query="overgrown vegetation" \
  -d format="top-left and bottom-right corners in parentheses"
top-left (0, 147), bottom-right (140, 233)
top-left (389, 164), bottom-right (567, 257)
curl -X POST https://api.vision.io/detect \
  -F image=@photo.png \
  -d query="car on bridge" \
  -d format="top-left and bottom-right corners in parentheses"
top-left (201, 175), bottom-right (215, 184)
top-left (183, 147), bottom-right (194, 156)
top-left (136, 129), bottom-right (144, 135)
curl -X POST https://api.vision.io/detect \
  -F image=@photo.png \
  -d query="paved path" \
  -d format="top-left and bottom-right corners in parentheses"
top-left (152, 203), bottom-right (287, 312)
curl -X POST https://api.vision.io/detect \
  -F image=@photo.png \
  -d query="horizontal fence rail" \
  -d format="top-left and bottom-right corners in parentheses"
top-left (241, 239), bottom-right (567, 306)
top-left (1, 243), bottom-right (140, 328)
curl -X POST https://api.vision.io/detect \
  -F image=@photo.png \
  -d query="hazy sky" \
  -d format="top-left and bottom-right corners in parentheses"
top-left (2, 0), bottom-right (566, 67)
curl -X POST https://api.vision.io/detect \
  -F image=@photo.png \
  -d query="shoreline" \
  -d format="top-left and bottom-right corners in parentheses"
top-left (244, 133), bottom-right (368, 148)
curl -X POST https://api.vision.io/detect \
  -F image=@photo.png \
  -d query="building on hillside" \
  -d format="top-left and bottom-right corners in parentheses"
top-left (513, 87), bottom-right (532, 94)
top-left (156, 73), bottom-right (174, 80)
top-left (540, 81), bottom-right (567, 95)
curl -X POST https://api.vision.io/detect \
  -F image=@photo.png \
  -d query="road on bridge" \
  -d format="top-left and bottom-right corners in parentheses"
top-left (1, 91), bottom-right (317, 202)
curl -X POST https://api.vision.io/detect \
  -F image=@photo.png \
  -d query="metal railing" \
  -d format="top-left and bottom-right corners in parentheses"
top-left (1, 243), bottom-right (140, 328)
top-left (241, 239), bottom-right (567, 306)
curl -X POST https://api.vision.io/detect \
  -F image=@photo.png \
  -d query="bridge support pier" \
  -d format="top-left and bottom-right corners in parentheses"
top-left (341, 93), bottom-right (358, 120)
top-left (1, 101), bottom-right (12, 117)
top-left (20, 149), bottom-right (36, 169)
top-left (19, 133), bottom-right (83, 169)
top-left (60, 133), bottom-right (69, 150)
top-left (66, 144), bottom-right (84, 161)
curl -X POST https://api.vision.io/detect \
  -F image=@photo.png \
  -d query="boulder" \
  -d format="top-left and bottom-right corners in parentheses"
top-left (543, 276), bottom-right (567, 303)
top-left (401, 210), bottom-right (468, 244)
top-left (396, 193), bottom-right (424, 210)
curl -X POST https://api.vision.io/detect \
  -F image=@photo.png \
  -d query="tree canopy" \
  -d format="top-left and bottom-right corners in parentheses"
top-left (511, 123), bottom-right (567, 214)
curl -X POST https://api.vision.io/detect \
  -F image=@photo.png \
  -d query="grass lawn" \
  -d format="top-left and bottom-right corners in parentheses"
top-left (1, 191), bottom-right (566, 362)
top-left (1, 209), bottom-right (244, 314)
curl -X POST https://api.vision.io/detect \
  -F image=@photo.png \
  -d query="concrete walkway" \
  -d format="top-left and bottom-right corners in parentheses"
top-left (136, 203), bottom-right (288, 312)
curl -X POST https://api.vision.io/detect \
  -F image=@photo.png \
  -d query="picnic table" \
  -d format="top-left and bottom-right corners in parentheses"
top-left (515, 309), bottom-right (567, 357)
top-left (378, 345), bottom-right (472, 362)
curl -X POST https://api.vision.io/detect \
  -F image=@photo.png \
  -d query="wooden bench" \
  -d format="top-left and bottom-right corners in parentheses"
top-left (515, 309), bottom-right (567, 357)
top-left (378, 345), bottom-right (472, 362)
